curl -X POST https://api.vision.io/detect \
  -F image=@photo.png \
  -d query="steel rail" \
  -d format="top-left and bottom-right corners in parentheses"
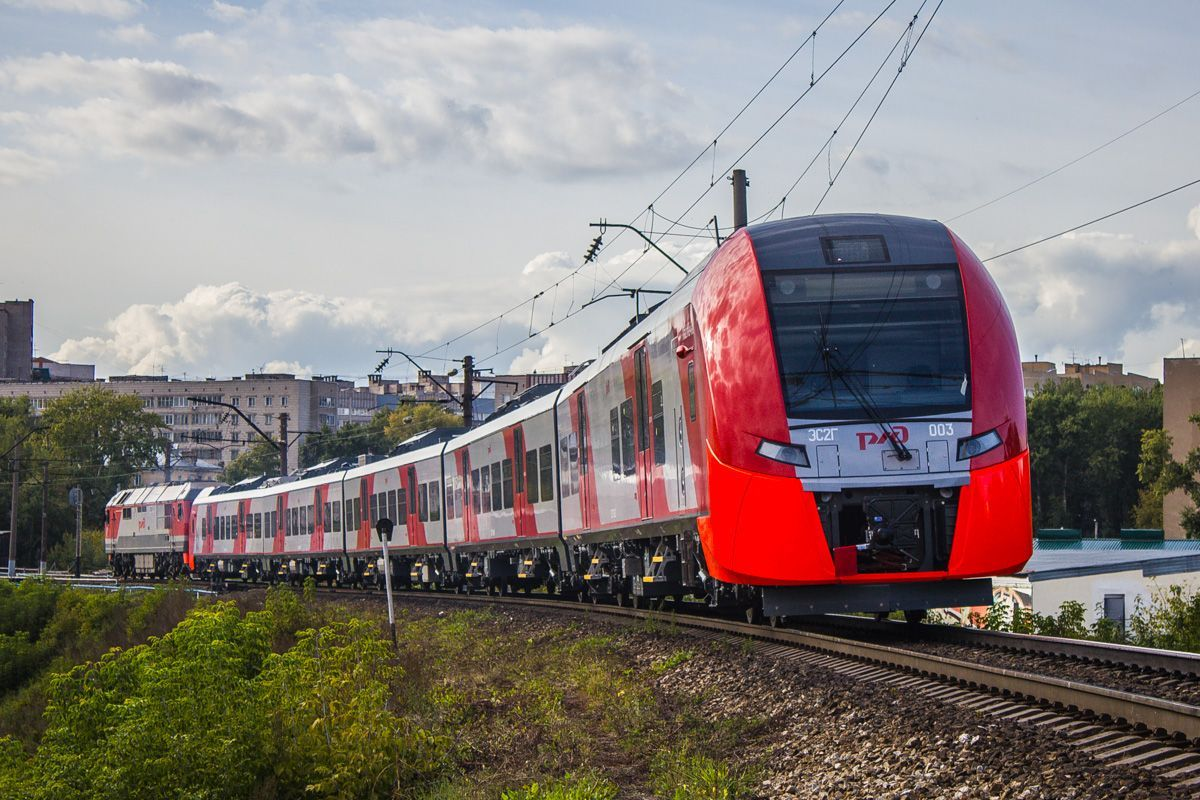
top-left (810, 613), bottom-right (1200, 678)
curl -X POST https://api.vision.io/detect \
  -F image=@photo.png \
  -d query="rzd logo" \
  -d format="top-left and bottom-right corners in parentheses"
top-left (856, 426), bottom-right (909, 450)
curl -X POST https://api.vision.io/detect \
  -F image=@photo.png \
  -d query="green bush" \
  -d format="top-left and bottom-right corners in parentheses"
top-left (501, 773), bottom-right (619, 800)
top-left (650, 745), bottom-right (757, 800)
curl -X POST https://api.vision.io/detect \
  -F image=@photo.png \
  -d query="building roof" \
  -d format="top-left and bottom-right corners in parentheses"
top-left (1021, 539), bottom-right (1200, 582)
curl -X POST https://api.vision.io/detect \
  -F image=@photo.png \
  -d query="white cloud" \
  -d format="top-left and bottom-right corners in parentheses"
top-left (0, 146), bottom-right (56, 185)
top-left (987, 210), bottom-right (1200, 379)
top-left (105, 23), bottom-right (154, 45)
top-left (0, 20), bottom-right (699, 177)
top-left (208, 1), bottom-right (248, 22)
top-left (1188, 203), bottom-right (1200, 240)
top-left (1, 0), bottom-right (141, 19)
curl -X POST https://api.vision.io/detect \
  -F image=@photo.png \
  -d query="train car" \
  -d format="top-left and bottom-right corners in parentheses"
top-left (104, 483), bottom-right (204, 577)
top-left (106, 214), bottom-right (1030, 619)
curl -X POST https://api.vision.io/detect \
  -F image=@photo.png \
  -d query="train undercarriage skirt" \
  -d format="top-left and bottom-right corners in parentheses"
top-left (761, 578), bottom-right (993, 616)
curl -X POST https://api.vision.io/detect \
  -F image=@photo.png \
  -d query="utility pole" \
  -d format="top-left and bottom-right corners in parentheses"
top-left (8, 453), bottom-right (19, 578)
top-left (279, 413), bottom-right (289, 477)
top-left (72, 487), bottom-right (82, 578)
top-left (732, 168), bottom-right (749, 229)
top-left (462, 355), bottom-right (474, 429)
top-left (39, 461), bottom-right (47, 574)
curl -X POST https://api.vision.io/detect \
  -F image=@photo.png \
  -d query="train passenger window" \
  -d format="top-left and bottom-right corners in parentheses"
top-left (619, 399), bottom-right (636, 476)
top-left (429, 482), bottom-right (441, 522)
top-left (123, 507), bottom-right (132, 519)
top-left (651, 381), bottom-right (666, 465)
top-left (525, 449), bottom-right (539, 503)
top-left (397, 489), bottom-right (407, 522)
top-left (502, 459), bottom-right (514, 509)
top-left (490, 463), bottom-right (502, 511)
top-left (254, 513), bottom-right (262, 538)
top-left (387, 490), bottom-right (397, 524)
top-left (538, 444), bottom-right (553, 502)
top-left (454, 477), bottom-right (463, 519)
top-left (367, 493), bottom-right (376, 526)
top-left (323, 503), bottom-right (330, 531)
top-left (480, 467), bottom-right (490, 513)
top-left (300, 506), bottom-right (308, 538)
top-left (513, 429), bottom-right (525, 493)
top-left (569, 433), bottom-right (579, 496)
top-left (687, 362), bottom-right (696, 421)
top-left (419, 483), bottom-right (429, 522)
top-left (308, 505), bottom-right (315, 535)
top-left (332, 501), bottom-right (341, 532)
top-left (444, 479), bottom-right (455, 520)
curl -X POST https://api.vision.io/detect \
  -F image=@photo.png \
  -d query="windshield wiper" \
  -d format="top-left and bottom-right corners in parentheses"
top-left (820, 344), bottom-right (913, 462)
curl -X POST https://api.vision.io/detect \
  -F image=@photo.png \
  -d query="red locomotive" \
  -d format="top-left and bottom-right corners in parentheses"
top-left (106, 214), bottom-right (1030, 618)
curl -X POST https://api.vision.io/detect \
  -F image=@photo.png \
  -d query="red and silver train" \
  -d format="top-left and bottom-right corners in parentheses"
top-left (106, 214), bottom-right (1031, 617)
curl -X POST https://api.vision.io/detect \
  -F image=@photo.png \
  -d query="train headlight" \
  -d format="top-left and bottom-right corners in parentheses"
top-left (756, 438), bottom-right (810, 468)
top-left (956, 428), bottom-right (1003, 461)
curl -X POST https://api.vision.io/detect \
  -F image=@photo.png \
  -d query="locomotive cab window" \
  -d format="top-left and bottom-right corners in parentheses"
top-left (766, 266), bottom-right (970, 419)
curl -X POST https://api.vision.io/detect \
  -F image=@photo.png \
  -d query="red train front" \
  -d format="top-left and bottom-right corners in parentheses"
top-left (691, 214), bottom-right (1031, 616)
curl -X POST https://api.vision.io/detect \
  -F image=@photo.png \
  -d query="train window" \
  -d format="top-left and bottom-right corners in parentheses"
top-left (332, 501), bottom-right (341, 532)
top-left (569, 432), bottom-right (579, 496)
top-left (687, 362), bottom-right (696, 421)
top-left (480, 467), bottom-right (490, 513)
top-left (397, 488), bottom-right (407, 522)
top-left (767, 267), bottom-right (969, 418)
top-left (619, 399), bottom-right (636, 476)
top-left (513, 429), bottom-right (525, 493)
top-left (525, 449), bottom-right (539, 503)
top-left (299, 506), bottom-right (308, 538)
top-left (453, 477), bottom-right (463, 519)
top-left (322, 502), bottom-right (330, 531)
top-left (370, 493), bottom-right (379, 526)
top-left (387, 490), bottom-right (397, 524)
top-left (308, 505), bottom-right (315, 536)
top-left (538, 444), bottom-right (553, 502)
top-left (610, 408), bottom-right (621, 476)
top-left (123, 507), bottom-right (132, 519)
top-left (445, 479), bottom-right (455, 520)
top-left (254, 513), bottom-right (262, 539)
top-left (429, 482), bottom-right (441, 522)
top-left (419, 483), bottom-right (429, 522)
top-left (490, 463), bottom-right (502, 511)
top-left (651, 381), bottom-right (666, 465)
top-left (502, 459), bottom-right (514, 509)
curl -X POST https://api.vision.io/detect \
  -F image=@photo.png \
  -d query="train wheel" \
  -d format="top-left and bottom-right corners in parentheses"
top-left (903, 609), bottom-right (927, 625)
top-left (745, 606), bottom-right (763, 625)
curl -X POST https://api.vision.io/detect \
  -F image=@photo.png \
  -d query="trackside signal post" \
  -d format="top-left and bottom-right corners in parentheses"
top-left (376, 517), bottom-right (396, 648)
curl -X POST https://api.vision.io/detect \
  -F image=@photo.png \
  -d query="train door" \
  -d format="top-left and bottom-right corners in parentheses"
top-left (634, 345), bottom-right (653, 519)
top-left (574, 391), bottom-right (592, 530)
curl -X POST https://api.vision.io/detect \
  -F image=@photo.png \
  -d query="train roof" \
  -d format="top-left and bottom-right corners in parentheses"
top-left (106, 483), bottom-right (202, 507)
top-left (745, 213), bottom-right (954, 270)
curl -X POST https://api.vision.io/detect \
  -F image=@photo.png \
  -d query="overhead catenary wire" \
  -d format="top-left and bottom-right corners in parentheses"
top-left (947, 85), bottom-right (1200, 223)
top-left (409, 0), bottom-right (853, 362)
top-left (811, 0), bottom-right (943, 214)
top-left (982, 175), bottom-right (1200, 262)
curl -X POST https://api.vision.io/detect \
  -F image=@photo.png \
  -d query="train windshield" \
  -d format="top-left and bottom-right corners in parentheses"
top-left (765, 266), bottom-right (970, 419)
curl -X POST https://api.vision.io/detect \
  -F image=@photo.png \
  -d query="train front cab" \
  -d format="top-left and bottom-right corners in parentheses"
top-left (691, 215), bottom-right (1032, 617)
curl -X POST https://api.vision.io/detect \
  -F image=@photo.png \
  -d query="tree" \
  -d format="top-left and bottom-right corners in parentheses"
top-left (300, 410), bottom-right (393, 466)
top-left (1137, 415), bottom-right (1200, 538)
top-left (1133, 428), bottom-right (1170, 528)
top-left (1026, 382), bottom-right (1161, 535)
top-left (381, 403), bottom-right (463, 444)
top-left (221, 440), bottom-right (280, 483)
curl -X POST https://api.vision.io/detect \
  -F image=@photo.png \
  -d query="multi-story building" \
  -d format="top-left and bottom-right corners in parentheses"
top-left (0, 372), bottom-right (375, 475)
top-left (30, 356), bottom-right (95, 382)
top-left (0, 300), bottom-right (33, 380)
top-left (366, 365), bottom-right (580, 419)
top-left (1022, 360), bottom-right (1159, 395)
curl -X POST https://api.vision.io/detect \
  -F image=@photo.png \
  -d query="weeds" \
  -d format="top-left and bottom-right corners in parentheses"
top-left (650, 744), bottom-right (758, 800)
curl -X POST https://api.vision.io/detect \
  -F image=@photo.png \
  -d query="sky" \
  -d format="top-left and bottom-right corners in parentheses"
top-left (1, 0), bottom-right (1199, 384)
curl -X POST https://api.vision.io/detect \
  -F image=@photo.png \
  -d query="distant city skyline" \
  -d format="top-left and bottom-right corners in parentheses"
top-left (2, 1), bottom-right (1199, 381)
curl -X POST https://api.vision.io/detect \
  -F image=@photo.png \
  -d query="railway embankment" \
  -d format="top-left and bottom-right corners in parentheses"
top-left (0, 580), bottom-right (1191, 798)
